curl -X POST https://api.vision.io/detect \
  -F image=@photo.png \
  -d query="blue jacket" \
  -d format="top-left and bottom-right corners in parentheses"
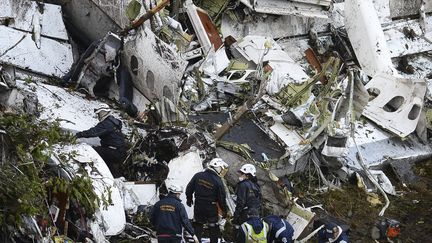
top-left (150, 193), bottom-right (195, 238)
top-left (318, 223), bottom-right (349, 243)
top-left (76, 115), bottom-right (126, 150)
top-left (234, 179), bottom-right (262, 224)
top-left (264, 215), bottom-right (294, 243)
top-left (237, 217), bottom-right (265, 243)
top-left (185, 169), bottom-right (228, 212)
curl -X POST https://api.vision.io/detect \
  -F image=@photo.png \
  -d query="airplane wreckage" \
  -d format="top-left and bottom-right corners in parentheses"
top-left (0, 0), bottom-right (431, 242)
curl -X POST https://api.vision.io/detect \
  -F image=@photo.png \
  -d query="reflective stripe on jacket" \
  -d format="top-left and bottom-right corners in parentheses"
top-left (241, 221), bottom-right (269, 243)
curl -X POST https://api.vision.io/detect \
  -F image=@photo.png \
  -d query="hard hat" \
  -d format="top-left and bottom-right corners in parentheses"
top-left (238, 163), bottom-right (256, 177)
top-left (208, 158), bottom-right (229, 176)
top-left (167, 184), bottom-right (183, 194)
top-left (94, 103), bottom-right (111, 114)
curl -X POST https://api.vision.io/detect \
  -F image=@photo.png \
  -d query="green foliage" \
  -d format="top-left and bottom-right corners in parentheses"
top-left (0, 113), bottom-right (102, 231)
top-left (47, 176), bottom-right (109, 217)
top-left (0, 164), bottom-right (47, 226)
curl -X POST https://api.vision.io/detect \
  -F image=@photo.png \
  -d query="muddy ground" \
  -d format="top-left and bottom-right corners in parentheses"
top-left (292, 159), bottom-right (432, 242)
top-left (115, 159), bottom-right (432, 242)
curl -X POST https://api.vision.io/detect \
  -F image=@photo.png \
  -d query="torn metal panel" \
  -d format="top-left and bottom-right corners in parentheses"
top-left (165, 150), bottom-right (204, 218)
top-left (384, 15), bottom-right (432, 58)
top-left (345, 121), bottom-right (432, 168)
top-left (221, 14), bottom-right (312, 41)
top-left (16, 81), bottom-right (131, 137)
top-left (214, 70), bottom-right (257, 96)
top-left (185, 0), bottom-right (212, 52)
top-left (230, 35), bottom-right (309, 95)
top-left (154, 97), bottom-right (188, 126)
top-left (0, 26), bottom-right (73, 78)
top-left (389, 0), bottom-right (432, 19)
top-left (122, 182), bottom-right (158, 213)
top-left (0, 0), bottom-right (13, 20)
top-left (322, 70), bottom-right (369, 157)
top-left (221, 3), bottom-right (345, 40)
top-left (239, 0), bottom-right (330, 19)
top-left (9, 2), bottom-right (68, 41)
top-left (362, 74), bottom-right (426, 137)
top-left (123, 27), bottom-right (187, 103)
top-left (393, 54), bottom-right (432, 82)
top-left (51, 144), bottom-right (126, 236)
top-left (369, 170), bottom-right (396, 195)
top-left (372, 0), bottom-right (391, 24)
top-left (200, 47), bottom-right (230, 77)
top-left (73, 33), bottom-right (121, 97)
top-left (270, 121), bottom-right (312, 165)
top-left (62, 0), bottom-right (121, 43)
top-left (287, 203), bottom-right (316, 240)
top-left (345, 0), bottom-right (396, 77)
top-left (196, 7), bottom-right (223, 50)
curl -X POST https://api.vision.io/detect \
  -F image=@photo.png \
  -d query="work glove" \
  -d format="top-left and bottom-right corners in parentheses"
top-left (192, 235), bottom-right (199, 243)
top-left (186, 200), bottom-right (193, 207)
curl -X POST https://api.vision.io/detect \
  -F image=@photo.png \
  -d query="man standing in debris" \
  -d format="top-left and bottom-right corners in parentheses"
top-left (263, 215), bottom-right (294, 243)
top-left (233, 163), bottom-right (262, 226)
top-left (151, 184), bottom-right (199, 243)
top-left (237, 208), bottom-right (269, 243)
top-left (185, 158), bottom-right (229, 243)
top-left (75, 104), bottom-right (127, 177)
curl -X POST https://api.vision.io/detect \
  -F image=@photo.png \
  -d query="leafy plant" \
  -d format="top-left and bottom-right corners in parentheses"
top-left (0, 113), bottom-right (103, 234)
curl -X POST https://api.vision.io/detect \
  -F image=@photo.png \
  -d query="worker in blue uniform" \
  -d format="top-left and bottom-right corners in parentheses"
top-left (233, 163), bottom-right (262, 226)
top-left (75, 103), bottom-right (127, 177)
top-left (263, 215), bottom-right (294, 243)
top-left (186, 158), bottom-right (229, 243)
top-left (151, 184), bottom-right (199, 243)
top-left (318, 222), bottom-right (349, 243)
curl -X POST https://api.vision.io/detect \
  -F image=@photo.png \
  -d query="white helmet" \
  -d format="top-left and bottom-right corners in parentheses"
top-left (94, 103), bottom-right (111, 114)
top-left (239, 163), bottom-right (256, 177)
top-left (208, 158), bottom-right (229, 176)
top-left (167, 184), bottom-right (183, 194)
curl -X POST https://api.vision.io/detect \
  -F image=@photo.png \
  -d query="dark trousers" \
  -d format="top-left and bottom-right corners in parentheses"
top-left (194, 200), bottom-right (220, 243)
top-left (157, 238), bottom-right (181, 243)
top-left (93, 146), bottom-right (126, 178)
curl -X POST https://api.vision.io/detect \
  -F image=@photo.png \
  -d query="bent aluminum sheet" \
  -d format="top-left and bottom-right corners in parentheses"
top-left (0, 26), bottom-right (73, 78)
top-left (345, 121), bottom-right (432, 168)
top-left (123, 27), bottom-right (187, 103)
top-left (231, 35), bottom-right (309, 95)
top-left (165, 150), bottom-right (204, 218)
top-left (239, 0), bottom-right (330, 19)
top-left (362, 74), bottom-right (426, 137)
top-left (51, 144), bottom-right (126, 236)
top-left (16, 81), bottom-right (130, 136)
top-left (345, 0), bottom-right (395, 77)
top-left (9, 2), bottom-right (68, 40)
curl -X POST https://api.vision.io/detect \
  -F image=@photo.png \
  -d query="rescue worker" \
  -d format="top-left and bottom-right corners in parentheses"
top-left (151, 184), bottom-right (199, 243)
top-left (233, 163), bottom-right (262, 226)
top-left (237, 208), bottom-right (269, 243)
top-left (263, 215), bottom-right (294, 243)
top-left (318, 222), bottom-right (349, 243)
top-left (75, 104), bottom-right (127, 177)
top-left (185, 158), bottom-right (229, 243)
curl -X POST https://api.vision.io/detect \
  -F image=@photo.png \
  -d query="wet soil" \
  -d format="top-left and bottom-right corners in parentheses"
top-left (301, 159), bottom-right (432, 242)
